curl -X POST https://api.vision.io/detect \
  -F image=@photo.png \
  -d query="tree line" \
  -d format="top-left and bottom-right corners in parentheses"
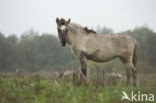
top-left (0, 26), bottom-right (156, 73)
top-left (0, 29), bottom-right (76, 72)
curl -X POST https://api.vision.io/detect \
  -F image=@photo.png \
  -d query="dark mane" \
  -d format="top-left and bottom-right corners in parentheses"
top-left (84, 27), bottom-right (96, 34)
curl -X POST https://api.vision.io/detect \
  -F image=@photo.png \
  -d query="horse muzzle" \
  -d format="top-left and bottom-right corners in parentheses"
top-left (59, 32), bottom-right (67, 47)
top-left (61, 40), bottom-right (66, 46)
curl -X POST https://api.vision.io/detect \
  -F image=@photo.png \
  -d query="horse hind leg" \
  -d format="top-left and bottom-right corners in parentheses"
top-left (124, 61), bottom-right (137, 87)
top-left (120, 56), bottom-right (136, 86)
top-left (132, 66), bottom-right (137, 86)
top-left (119, 57), bottom-right (133, 86)
top-left (124, 63), bottom-right (132, 86)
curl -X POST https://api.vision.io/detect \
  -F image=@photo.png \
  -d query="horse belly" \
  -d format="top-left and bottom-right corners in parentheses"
top-left (86, 50), bottom-right (116, 62)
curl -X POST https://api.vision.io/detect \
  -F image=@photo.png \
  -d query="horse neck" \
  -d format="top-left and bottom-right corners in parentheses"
top-left (66, 24), bottom-right (85, 46)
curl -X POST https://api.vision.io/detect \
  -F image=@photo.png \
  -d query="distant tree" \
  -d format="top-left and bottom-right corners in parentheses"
top-left (0, 33), bottom-right (18, 71)
top-left (124, 26), bottom-right (156, 65)
top-left (97, 25), bottom-right (113, 34)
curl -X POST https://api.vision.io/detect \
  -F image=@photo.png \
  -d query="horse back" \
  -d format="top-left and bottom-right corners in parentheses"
top-left (82, 34), bottom-right (135, 61)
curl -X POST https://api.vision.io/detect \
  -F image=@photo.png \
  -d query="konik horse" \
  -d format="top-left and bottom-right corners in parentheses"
top-left (56, 18), bottom-right (138, 86)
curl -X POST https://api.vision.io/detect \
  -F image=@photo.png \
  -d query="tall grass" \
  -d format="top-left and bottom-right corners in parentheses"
top-left (0, 73), bottom-right (155, 103)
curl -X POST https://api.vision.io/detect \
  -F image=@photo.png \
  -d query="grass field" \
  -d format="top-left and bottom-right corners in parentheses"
top-left (0, 74), bottom-right (155, 103)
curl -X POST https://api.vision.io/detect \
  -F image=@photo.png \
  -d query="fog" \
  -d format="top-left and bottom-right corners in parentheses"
top-left (0, 0), bottom-right (156, 36)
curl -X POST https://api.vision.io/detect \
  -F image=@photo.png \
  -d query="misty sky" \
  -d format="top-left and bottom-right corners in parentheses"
top-left (0, 0), bottom-right (156, 36)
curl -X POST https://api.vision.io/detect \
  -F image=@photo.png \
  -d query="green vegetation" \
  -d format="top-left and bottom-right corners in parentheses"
top-left (0, 75), bottom-right (154, 103)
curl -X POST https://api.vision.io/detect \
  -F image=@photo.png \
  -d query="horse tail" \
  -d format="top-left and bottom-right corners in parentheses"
top-left (132, 40), bottom-right (139, 67)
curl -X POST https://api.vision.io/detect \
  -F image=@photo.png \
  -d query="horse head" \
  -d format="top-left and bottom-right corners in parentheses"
top-left (56, 18), bottom-right (71, 46)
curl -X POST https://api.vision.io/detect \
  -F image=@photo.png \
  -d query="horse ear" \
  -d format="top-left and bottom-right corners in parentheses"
top-left (66, 18), bottom-right (71, 25)
top-left (56, 18), bottom-right (59, 24)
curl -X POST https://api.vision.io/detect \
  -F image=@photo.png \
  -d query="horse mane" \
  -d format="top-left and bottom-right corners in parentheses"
top-left (69, 23), bottom-right (97, 35)
top-left (84, 27), bottom-right (97, 34)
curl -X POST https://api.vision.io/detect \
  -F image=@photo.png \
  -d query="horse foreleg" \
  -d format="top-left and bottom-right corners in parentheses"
top-left (79, 53), bottom-right (88, 83)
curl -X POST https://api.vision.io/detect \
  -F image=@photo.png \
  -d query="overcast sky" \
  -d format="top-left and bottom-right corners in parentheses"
top-left (0, 0), bottom-right (156, 36)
